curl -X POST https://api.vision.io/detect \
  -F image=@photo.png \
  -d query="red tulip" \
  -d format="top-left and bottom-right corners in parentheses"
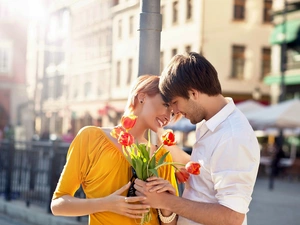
top-left (185, 161), bottom-right (201, 175)
top-left (118, 131), bottom-right (134, 146)
top-left (121, 115), bottom-right (138, 130)
top-left (161, 130), bottom-right (176, 146)
top-left (175, 168), bottom-right (190, 183)
top-left (110, 125), bottom-right (125, 139)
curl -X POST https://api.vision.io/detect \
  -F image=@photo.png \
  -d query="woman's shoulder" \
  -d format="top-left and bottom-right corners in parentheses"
top-left (77, 126), bottom-right (120, 146)
top-left (77, 126), bottom-right (111, 137)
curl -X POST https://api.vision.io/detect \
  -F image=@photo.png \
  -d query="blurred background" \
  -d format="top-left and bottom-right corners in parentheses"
top-left (0, 0), bottom-right (278, 141)
top-left (0, 0), bottom-right (300, 223)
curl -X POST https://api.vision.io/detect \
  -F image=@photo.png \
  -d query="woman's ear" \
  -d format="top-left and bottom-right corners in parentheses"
top-left (137, 93), bottom-right (146, 103)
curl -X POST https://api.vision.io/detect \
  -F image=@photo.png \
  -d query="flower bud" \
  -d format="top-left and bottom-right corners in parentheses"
top-left (175, 168), bottom-right (190, 183)
top-left (118, 131), bottom-right (134, 146)
top-left (161, 130), bottom-right (176, 146)
top-left (121, 115), bottom-right (138, 130)
top-left (185, 161), bottom-right (201, 175)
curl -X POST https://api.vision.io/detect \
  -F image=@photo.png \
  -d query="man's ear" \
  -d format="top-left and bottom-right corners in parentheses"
top-left (188, 89), bottom-right (199, 100)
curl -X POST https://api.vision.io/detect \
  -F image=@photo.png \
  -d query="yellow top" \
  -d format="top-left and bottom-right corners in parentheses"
top-left (52, 126), bottom-right (178, 225)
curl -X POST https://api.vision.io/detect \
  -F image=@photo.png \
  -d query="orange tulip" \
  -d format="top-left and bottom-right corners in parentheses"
top-left (175, 168), bottom-right (190, 183)
top-left (121, 115), bottom-right (138, 130)
top-left (118, 131), bottom-right (134, 146)
top-left (185, 161), bottom-right (201, 175)
top-left (161, 130), bottom-right (176, 146)
top-left (110, 125), bottom-right (125, 139)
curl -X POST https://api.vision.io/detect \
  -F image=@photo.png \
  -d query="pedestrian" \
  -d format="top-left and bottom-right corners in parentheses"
top-left (134, 52), bottom-right (260, 225)
top-left (50, 75), bottom-right (179, 225)
top-left (0, 129), bottom-right (3, 141)
top-left (269, 136), bottom-right (286, 190)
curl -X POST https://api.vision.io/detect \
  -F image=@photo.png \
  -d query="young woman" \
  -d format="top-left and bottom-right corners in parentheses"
top-left (50, 75), bottom-right (178, 225)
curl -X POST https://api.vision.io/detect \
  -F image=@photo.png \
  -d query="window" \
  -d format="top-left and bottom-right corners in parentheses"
top-left (160, 51), bottom-right (164, 73)
top-left (127, 58), bottom-right (133, 85)
top-left (263, 0), bottom-right (272, 23)
top-left (186, 0), bottom-right (192, 20)
top-left (231, 45), bottom-right (245, 79)
top-left (185, 45), bottom-right (191, 53)
top-left (172, 1), bottom-right (178, 24)
top-left (47, 77), bottom-right (55, 99)
top-left (172, 48), bottom-right (177, 56)
top-left (84, 81), bottom-right (92, 97)
top-left (112, 0), bottom-right (119, 6)
top-left (72, 76), bottom-right (79, 98)
top-left (56, 75), bottom-right (64, 98)
top-left (129, 16), bottom-right (134, 36)
top-left (0, 42), bottom-right (12, 74)
top-left (116, 61), bottom-right (121, 86)
top-left (0, 0), bottom-right (13, 19)
top-left (233, 0), bottom-right (245, 20)
top-left (261, 48), bottom-right (271, 79)
top-left (98, 71), bottom-right (105, 95)
top-left (118, 19), bottom-right (122, 39)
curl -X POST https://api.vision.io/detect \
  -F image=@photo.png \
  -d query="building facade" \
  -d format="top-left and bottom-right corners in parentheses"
top-left (27, 0), bottom-right (274, 139)
top-left (265, 0), bottom-right (300, 104)
top-left (0, 0), bottom-right (30, 140)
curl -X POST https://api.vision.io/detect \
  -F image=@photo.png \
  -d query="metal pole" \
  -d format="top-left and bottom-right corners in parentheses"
top-left (137, 0), bottom-right (162, 76)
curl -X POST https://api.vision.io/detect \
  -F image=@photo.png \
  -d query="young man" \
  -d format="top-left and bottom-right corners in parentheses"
top-left (135, 52), bottom-right (260, 225)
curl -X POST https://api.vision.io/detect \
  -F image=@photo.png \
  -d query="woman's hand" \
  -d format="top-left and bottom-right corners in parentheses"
top-left (105, 182), bottom-right (150, 218)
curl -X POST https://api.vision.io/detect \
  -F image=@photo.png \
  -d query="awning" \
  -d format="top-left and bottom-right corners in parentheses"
top-left (264, 74), bottom-right (300, 85)
top-left (269, 19), bottom-right (300, 45)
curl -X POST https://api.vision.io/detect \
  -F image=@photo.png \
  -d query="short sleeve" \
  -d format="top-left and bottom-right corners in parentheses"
top-left (52, 126), bottom-right (92, 199)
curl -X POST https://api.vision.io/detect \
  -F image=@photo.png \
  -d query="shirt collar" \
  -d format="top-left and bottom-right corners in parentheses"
top-left (196, 97), bottom-right (235, 140)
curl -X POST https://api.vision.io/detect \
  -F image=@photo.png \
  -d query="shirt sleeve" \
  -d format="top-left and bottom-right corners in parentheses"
top-left (210, 135), bottom-right (260, 214)
top-left (52, 126), bottom-right (92, 199)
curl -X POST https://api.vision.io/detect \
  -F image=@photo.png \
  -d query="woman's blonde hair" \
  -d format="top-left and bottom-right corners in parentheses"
top-left (124, 74), bottom-right (181, 122)
top-left (125, 74), bottom-right (160, 115)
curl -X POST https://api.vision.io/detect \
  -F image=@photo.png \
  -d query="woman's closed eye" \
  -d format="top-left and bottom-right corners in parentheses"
top-left (163, 103), bottom-right (170, 108)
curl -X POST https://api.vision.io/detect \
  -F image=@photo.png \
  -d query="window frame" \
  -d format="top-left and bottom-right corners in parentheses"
top-left (231, 45), bottom-right (245, 79)
top-left (233, 0), bottom-right (246, 21)
top-left (261, 47), bottom-right (271, 79)
top-left (0, 41), bottom-right (13, 75)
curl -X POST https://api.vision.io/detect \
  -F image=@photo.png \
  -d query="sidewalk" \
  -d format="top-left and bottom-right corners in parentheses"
top-left (248, 176), bottom-right (300, 225)
top-left (0, 176), bottom-right (299, 225)
top-left (0, 198), bottom-right (86, 225)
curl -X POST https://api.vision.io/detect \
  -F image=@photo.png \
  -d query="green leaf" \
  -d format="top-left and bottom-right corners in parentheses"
top-left (148, 168), bottom-right (158, 177)
top-left (149, 154), bottom-right (156, 170)
top-left (157, 151), bottom-right (170, 166)
top-left (135, 158), bottom-right (144, 179)
top-left (139, 143), bottom-right (150, 161)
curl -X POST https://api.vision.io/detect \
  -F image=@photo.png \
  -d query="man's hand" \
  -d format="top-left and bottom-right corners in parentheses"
top-left (134, 178), bottom-right (174, 208)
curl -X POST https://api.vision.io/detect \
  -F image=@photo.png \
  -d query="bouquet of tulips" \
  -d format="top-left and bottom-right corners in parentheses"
top-left (111, 114), bottom-right (200, 224)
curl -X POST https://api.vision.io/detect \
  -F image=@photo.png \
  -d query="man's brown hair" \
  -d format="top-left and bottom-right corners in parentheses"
top-left (159, 52), bottom-right (222, 102)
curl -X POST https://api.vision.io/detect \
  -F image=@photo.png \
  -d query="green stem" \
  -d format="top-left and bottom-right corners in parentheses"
top-left (155, 161), bottom-right (185, 170)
